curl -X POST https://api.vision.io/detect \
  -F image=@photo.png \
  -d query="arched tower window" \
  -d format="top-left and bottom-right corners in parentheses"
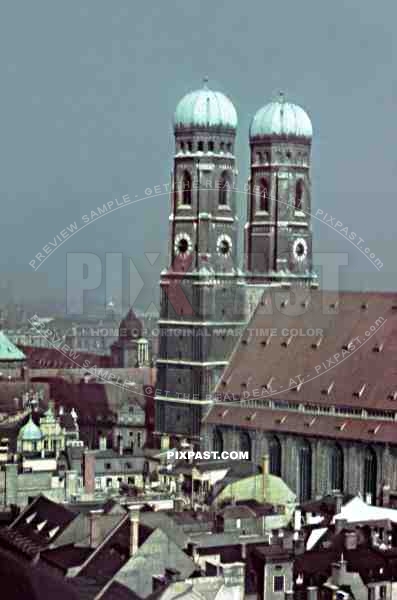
top-left (298, 440), bottom-right (312, 502)
top-left (219, 171), bottom-right (231, 206)
top-left (257, 178), bottom-right (269, 212)
top-left (330, 443), bottom-right (344, 492)
top-left (268, 435), bottom-right (281, 476)
top-left (363, 446), bottom-right (377, 504)
top-left (295, 179), bottom-right (304, 210)
top-left (182, 171), bottom-right (192, 205)
top-left (213, 428), bottom-right (223, 454)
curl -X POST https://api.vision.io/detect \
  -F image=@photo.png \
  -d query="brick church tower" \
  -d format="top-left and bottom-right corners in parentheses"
top-left (154, 80), bottom-right (246, 444)
top-left (244, 92), bottom-right (318, 312)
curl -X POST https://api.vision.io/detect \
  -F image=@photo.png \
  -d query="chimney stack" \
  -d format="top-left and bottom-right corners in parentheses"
top-left (334, 490), bottom-right (343, 514)
top-left (89, 510), bottom-right (103, 547)
top-left (83, 450), bottom-right (96, 495)
top-left (344, 531), bottom-right (357, 551)
top-left (262, 454), bottom-right (269, 500)
top-left (382, 484), bottom-right (391, 507)
top-left (307, 586), bottom-right (318, 600)
top-left (128, 507), bottom-right (140, 557)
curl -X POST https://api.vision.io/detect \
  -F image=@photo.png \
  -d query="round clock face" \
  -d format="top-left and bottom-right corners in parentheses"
top-left (217, 234), bottom-right (233, 257)
top-left (174, 232), bottom-right (192, 256)
top-left (293, 238), bottom-right (308, 261)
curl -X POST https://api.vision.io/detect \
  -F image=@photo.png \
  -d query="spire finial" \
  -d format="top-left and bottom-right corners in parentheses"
top-left (203, 76), bottom-right (209, 89)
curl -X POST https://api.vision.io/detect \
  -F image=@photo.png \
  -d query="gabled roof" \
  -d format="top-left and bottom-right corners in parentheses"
top-left (78, 514), bottom-right (153, 584)
top-left (8, 495), bottom-right (77, 550)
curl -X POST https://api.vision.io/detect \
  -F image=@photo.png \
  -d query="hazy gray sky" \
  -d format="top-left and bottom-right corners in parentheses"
top-left (0, 1), bottom-right (395, 313)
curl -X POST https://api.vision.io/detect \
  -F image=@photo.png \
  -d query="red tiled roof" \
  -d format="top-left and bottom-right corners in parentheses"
top-left (204, 290), bottom-right (397, 443)
top-left (20, 346), bottom-right (112, 369)
top-left (205, 404), bottom-right (397, 444)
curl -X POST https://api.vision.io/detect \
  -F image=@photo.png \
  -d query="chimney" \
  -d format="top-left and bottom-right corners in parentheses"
top-left (89, 510), bottom-right (103, 547)
top-left (4, 463), bottom-right (18, 507)
top-left (334, 490), bottom-right (343, 514)
top-left (382, 484), bottom-right (391, 507)
top-left (99, 435), bottom-right (107, 451)
top-left (332, 554), bottom-right (347, 586)
top-left (335, 517), bottom-right (348, 533)
top-left (128, 507), bottom-right (140, 557)
top-left (187, 541), bottom-right (199, 564)
top-left (83, 450), bottom-right (96, 495)
top-left (294, 509), bottom-right (302, 531)
top-left (307, 586), bottom-right (318, 600)
top-left (65, 470), bottom-right (77, 500)
top-left (240, 542), bottom-right (247, 560)
top-left (293, 532), bottom-right (305, 555)
top-left (344, 531), bottom-right (357, 551)
top-left (262, 454), bottom-right (269, 499)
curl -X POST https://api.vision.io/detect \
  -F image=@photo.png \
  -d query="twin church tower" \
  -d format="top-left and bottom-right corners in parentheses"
top-left (155, 80), bottom-right (318, 443)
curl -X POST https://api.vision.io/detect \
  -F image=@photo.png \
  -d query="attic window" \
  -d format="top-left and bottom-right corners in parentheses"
top-left (265, 377), bottom-right (275, 390)
top-left (246, 412), bottom-right (257, 421)
top-left (25, 512), bottom-right (37, 524)
top-left (281, 335), bottom-right (294, 347)
top-left (369, 425), bottom-right (381, 435)
top-left (373, 343), bottom-right (384, 353)
top-left (322, 381), bottom-right (335, 395)
top-left (36, 520), bottom-right (47, 532)
top-left (342, 341), bottom-right (354, 351)
top-left (48, 525), bottom-right (60, 539)
top-left (353, 383), bottom-right (367, 398)
top-left (311, 337), bottom-right (323, 349)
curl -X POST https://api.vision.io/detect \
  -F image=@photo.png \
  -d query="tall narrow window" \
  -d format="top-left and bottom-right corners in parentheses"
top-left (213, 428), bottom-right (223, 454)
top-left (219, 171), bottom-right (231, 206)
top-left (268, 435), bottom-right (282, 476)
top-left (258, 178), bottom-right (269, 212)
top-left (364, 446), bottom-right (377, 504)
top-left (240, 432), bottom-right (252, 460)
top-left (295, 179), bottom-right (304, 210)
top-left (330, 443), bottom-right (344, 492)
top-left (182, 171), bottom-right (192, 205)
top-left (298, 440), bottom-right (312, 502)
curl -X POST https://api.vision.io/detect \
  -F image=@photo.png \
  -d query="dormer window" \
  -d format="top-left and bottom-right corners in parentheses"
top-left (198, 141), bottom-right (204, 152)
